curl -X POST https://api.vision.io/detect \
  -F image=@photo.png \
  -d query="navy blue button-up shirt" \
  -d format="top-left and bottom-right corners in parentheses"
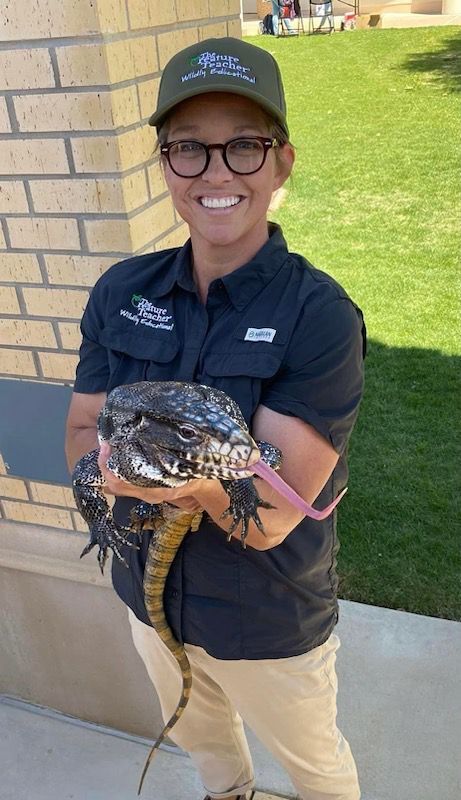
top-left (74, 225), bottom-right (365, 659)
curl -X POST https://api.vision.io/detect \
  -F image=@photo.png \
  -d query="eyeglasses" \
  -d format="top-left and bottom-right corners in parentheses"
top-left (160, 137), bottom-right (278, 178)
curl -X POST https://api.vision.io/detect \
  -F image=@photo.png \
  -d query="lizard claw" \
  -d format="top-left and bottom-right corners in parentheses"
top-left (80, 520), bottom-right (138, 574)
top-left (221, 478), bottom-right (272, 546)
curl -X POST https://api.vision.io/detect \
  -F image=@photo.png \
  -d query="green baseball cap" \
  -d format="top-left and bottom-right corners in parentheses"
top-left (149, 37), bottom-right (289, 137)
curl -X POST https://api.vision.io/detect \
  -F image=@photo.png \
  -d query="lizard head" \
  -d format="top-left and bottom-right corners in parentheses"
top-left (98, 381), bottom-right (260, 486)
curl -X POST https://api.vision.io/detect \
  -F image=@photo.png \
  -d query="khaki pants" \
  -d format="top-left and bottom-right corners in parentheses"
top-left (128, 610), bottom-right (360, 800)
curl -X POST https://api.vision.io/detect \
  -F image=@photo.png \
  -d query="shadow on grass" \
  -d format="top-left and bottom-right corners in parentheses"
top-left (337, 340), bottom-right (461, 621)
top-left (400, 30), bottom-right (461, 92)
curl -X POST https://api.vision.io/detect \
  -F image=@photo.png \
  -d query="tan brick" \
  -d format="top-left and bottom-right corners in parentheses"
top-left (126, 0), bottom-right (150, 29)
top-left (0, 453), bottom-right (7, 474)
top-left (130, 197), bottom-right (176, 252)
top-left (127, 0), bottom-right (176, 28)
top-left (147, 162), bottom-right (167, 199)
top-left (157, 28), bottom-right (200, 70)
top-left (45, 254), bottom-right (114, 287)
top-left (57, 38), bottom-right (156, 88)
top-left (177, 0), bottom-right (209, 20)
top-left (72, 509), bottom-right (88, 533)
top-left (38, 351), bottom-right (79, 380)
top-left (58, 323), bottom-right (83, 353)
top-left (58, 322), bottom-right (81, 350)
top-left (227, 18), bottom-right (242, 37)
top-left (118, 126), bottom-right (155, 171)
top-left (0, 287), bottom-right (20, 314)
top-left (71, 136), bottom-right (121, 173)
top-left (97, 0), bottom-right (129, 33)
top-left (129, 36), bottom-right (159, 77)
top-left (71, 127), bottom-right (154, 175)
top-left (30, 482), bottom-right (75, 507)
top-left (29, 178), bottom-right (126, 214)
top-left (0, 0), bottom-right (98, 40)
top-left (0, 98), bottom-right (11, 133)
top-left (0, 348), bottom-right (37, 376)
top-left (0, 319), bottom-right (57, 348)
top-left (14, 92), bottom-right (114, 133)
top-left (121, 170), bottom-right (149, 213)
top-left (228, 0), bottom-right (241, 13)
top-left (0, 49), bottom-right (55, 90)
top-left (0, 228), bottom-right (6, 249)
top-left (0, 476), bottom-right (29, 500)
top-left (138, 77), bottom-right (160, 120)
top-left (154, 223), bottom-right (188, 251)
top-left (0, 182), bottom-right (29, 214)
top-left (208, 0), bottom-right (230, 15)
top-left (0, 140), bottom-right (69, 175)
top-left (199, 22), bottom-right (228, 40)
top-left (0, 0), bottom-right (127, 40)
top-left (22, 288), bottom-right (88, 318)
top-left (111, 85), bottom-right (141, 128)
top-left (84, 218), bottom-right (132, 253)
top-left (0, 254), bottom-right (42, 283)
top-left (56, 43), bottom-right (110, 87)
top-left (7, 218), bottom-right (80, 250)
top-left (2, 499), bottom-right (73, 529)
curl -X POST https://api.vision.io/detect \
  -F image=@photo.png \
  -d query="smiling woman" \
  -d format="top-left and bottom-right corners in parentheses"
top-left (66, 37), bottom-right (366, 800)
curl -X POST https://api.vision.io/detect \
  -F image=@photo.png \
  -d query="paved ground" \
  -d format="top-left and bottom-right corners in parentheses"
top-left (2, 600), bottom-right (460, 800)
top-left (1, 698), bottom-right (298, 800)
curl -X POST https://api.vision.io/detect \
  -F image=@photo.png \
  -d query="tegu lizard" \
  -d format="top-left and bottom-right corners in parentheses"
top-left (72, 380), bottom-right (283, 793)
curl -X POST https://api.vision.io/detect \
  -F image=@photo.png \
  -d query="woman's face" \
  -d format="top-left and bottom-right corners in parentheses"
top-left (161, 93), bottom-right (294, 261)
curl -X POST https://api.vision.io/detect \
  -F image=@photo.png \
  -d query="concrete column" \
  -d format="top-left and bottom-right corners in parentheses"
top-left (0, 0), bottom-right (242, 722)
top-left (0, 0), bottom-right (241, 528)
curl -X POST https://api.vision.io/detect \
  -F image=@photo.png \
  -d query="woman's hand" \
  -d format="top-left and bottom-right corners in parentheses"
top-left (98, 442), bottom-right (203, 512)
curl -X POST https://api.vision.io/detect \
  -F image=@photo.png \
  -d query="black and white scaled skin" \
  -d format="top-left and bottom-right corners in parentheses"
top-left (72, 381), bottom-right (282, 572)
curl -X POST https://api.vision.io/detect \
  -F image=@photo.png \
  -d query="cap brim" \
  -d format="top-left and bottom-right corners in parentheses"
top-left (149, 84), bottom-right (289, 137)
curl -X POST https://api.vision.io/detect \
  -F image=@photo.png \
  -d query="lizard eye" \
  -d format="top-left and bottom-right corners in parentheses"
top-left (178, 425), bottom-right (197, 440)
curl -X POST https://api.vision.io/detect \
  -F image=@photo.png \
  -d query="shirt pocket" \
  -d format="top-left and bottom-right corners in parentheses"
top-left (99, 326), bottom-right (179, 392)
top-left (202, 352), bottom-right (282, 423)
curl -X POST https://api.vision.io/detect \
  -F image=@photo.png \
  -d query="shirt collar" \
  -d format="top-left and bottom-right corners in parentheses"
top-left (152, 239), bottom-right (196, 297)
top-left (220, 224), bottom-right (289, 311)
top-left (152, 223), bottom-right (289, 307)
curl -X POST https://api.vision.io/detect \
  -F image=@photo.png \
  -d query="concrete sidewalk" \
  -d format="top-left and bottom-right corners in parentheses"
top-left (2, 697), bottom-right (297, 800)
top-left (2, 600), bottom-right (460, 800)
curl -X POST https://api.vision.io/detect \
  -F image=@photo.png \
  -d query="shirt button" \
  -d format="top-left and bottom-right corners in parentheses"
top-left (171, 589), bottom-right (179, 599)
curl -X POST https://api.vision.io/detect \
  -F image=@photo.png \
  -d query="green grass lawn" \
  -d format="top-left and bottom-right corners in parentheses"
top-left (248, 27), bottom-right (461, 620)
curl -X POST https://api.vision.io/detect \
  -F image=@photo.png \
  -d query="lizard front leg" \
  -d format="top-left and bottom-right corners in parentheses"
top-left (73, 449), bottom-right (138, 573)
top-left (220, 440), bottom-right (283, 546)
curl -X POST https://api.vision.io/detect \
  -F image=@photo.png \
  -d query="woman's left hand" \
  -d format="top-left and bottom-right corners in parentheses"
top-left (98, 442), bottom-right (204, 511)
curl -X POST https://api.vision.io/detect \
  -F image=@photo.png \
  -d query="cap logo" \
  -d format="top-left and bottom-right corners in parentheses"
top-left (181, 51), bottom-right (256, 85)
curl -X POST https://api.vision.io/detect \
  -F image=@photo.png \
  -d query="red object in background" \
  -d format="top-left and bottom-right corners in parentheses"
top-left (343, 11), bottom-right (357, 28)
top-left (280, 0), bottom-right (293, 17)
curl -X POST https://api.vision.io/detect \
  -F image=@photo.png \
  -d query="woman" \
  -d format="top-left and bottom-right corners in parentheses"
top-left (66, 37), bottom-right (365, 800)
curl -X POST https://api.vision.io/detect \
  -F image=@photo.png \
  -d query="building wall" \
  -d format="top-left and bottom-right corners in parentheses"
top-left (0, 0), bottom-right (242, 529)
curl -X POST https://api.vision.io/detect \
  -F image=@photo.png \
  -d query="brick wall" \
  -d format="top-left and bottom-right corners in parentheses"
top-left (0, 0), bottom-right (242, 531)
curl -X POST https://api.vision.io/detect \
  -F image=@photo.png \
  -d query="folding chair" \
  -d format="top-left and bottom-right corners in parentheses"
top-left (277, 0), bottom-right (305, 36)
top-left (308, 0), bottom-right (335, 35)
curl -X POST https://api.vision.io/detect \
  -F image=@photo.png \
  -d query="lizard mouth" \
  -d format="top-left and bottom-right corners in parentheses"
top-left (152, 440), bottom-right (260, 480)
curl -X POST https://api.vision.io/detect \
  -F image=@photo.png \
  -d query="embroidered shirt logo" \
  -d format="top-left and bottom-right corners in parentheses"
top-left (181, 51), bottom-right (256, 86)
top-left (244, 327), bottom-right (276, 343)
top-left (119, 294), bottom-right (174, 331)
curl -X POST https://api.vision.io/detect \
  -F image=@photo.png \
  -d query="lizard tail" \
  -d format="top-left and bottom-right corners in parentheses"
top-left (139, 509), bottom-right (201, 794)
top-left (137, 651), bottom-right (192, 795)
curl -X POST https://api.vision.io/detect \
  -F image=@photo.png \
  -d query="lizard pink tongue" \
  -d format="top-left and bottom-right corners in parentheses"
top-left (248, 459), bottom-right (347, 521)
